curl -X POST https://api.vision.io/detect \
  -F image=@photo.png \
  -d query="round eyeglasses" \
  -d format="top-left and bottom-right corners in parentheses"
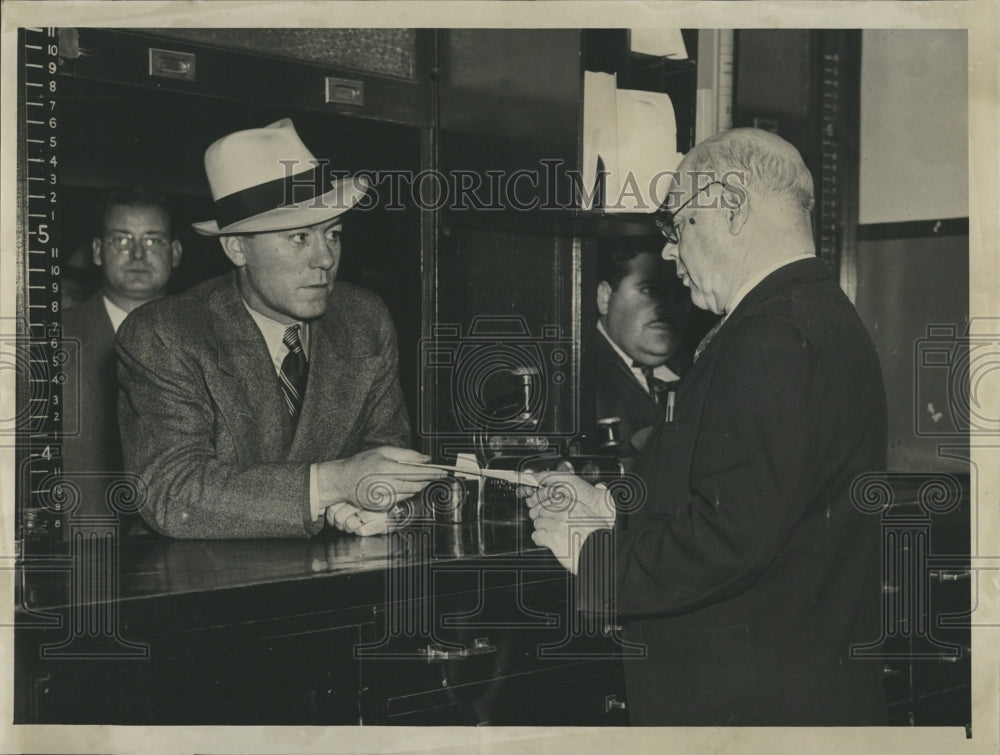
top-left (103, 232), bottom-right (172, 255)
top-left (653, 181), bottom-right (729, 245)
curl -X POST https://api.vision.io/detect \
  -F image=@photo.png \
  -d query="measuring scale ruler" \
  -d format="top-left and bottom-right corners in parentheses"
top-left (15, 26), bottom-right (65, 542)
top-left (13, 27), bottom-right (76, 626)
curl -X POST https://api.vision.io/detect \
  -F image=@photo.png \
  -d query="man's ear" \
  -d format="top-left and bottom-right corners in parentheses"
top-left (170, 239), bottom-right (184, 269)
top-left (91, 238), bottom-right (103, 268)
top-left (219, 236), bottom-right (247, 267)
top-left (727, 192), bottom-right (750, 235)
top-left (597, 280), bottom-right (613, 316)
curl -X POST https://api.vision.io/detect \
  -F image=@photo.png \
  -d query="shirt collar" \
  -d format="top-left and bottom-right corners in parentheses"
top-left (242, 300), bottom-right (308, 373)
top-left (597, 319), bottom-right (680, 386)
top-left (725, 254), bottom-right (815, 316)
top-left (102, 295), bottom-right (130, 334)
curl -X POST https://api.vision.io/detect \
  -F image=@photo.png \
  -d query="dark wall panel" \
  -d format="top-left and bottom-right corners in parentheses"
top-left (853, 233), bottom-right (969, 472)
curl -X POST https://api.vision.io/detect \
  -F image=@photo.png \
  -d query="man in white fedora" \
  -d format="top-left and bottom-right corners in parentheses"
top-left (116, 119), bottom-right (444, 539)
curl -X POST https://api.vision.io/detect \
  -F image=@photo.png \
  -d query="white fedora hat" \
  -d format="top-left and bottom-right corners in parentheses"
top-left (192, 118), bottom-right (369, 236)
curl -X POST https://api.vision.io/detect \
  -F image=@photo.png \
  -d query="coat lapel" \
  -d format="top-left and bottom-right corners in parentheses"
top-left (209, 274), bottom-right (292, 460)
top-left (78, 293), bottom-right (118, 412)
top-left (287, 304), bottom-right (364, 462)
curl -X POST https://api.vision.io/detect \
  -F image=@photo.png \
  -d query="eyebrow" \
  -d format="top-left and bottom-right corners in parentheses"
top-left (104, 228), bottom-right (168, 235)
top-left (286, 222), bottom-right (343, 234)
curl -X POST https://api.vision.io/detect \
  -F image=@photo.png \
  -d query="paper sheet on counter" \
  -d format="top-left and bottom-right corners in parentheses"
top-left (401, 458), bottom-right (541, 487)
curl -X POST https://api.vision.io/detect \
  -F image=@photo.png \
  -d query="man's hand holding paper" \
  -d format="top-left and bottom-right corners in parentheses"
top-left (521, 472), bottom-right (616, 574)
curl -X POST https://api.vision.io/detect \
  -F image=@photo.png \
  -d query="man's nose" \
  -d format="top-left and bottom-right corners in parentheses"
top-left (310, 238), bottom-right (338, 269)
top-left (661, 241), bottom-right (677, 261)
top-left (129, 244), bottom-right (147, 261)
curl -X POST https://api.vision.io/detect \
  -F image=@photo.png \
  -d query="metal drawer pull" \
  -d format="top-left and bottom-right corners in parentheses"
top-left (149, 48), bottom-right (196, 81)
top-left (418, 637), bottom-right (497, 662)
top-left (604, 695), bottom-right (627, 713)
top-left (882, 664), bottom-right (902, 678)
top-left (929, 569), bottom-right (971, 582)
top-left (325, 77), bottom-right (364, 106)
top-left (882, 583), bottom-right (900, 595)
top-left (603, 623), bottom-right (623, 634)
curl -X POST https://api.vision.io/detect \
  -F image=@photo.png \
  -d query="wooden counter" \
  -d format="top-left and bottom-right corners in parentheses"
top-left (15, 518), bottom-right (630, 725)
top-left (15, 473), bottom-right (971, 728)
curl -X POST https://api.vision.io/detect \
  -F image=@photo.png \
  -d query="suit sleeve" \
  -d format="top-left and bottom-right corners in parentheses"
top-left (578, 314), bottom-right (820, 617)
top-left (116, 318), bottom-right (321, 540)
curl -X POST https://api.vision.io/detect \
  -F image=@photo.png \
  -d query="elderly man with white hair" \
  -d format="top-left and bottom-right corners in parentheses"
top-left (523, 128), bottom-right (888, 725)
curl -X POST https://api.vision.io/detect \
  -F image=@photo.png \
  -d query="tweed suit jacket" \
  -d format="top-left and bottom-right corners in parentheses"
top-left (62, 293), bottom-right (125, 522)
top-left (578, 258), bottom-right (889, 725)
top-left (116, 272), bottom-right (410, 539)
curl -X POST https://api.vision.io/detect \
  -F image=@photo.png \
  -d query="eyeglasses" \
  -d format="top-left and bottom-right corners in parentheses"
top-left (653, 181), bottom-right (728, 245)
top-left (103, 232), bottom-right (172, 255)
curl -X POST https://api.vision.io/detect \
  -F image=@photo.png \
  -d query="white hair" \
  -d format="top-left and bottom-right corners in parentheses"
top-left (686, 128), bottom-right (815, 214)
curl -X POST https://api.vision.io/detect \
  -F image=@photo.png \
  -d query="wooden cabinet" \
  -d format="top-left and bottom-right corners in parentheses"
top-left (873, 482), bottom-right (971, 732)
top-left (426, 29), bottom-right (706, 457)
top-left (15, 530), bottom-right (628, 726)
top-left (21, 621), bottom-right (366, 725)
top-left (358, 565), bottom-right (629, 725)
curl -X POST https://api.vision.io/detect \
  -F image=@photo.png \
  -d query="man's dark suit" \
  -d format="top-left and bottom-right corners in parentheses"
top-left (594, 333), bottom-right (662, 456)
top-left (62, 293), bottom-right (128, 524)
top-left (579, 258), bottom-right (888, 725)
top-left (116, 272), bottom-right (410, 539)
top-left (594, 333), bottom-right (689, 456)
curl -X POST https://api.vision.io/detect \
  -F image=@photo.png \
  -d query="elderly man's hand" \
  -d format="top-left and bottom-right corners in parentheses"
top-left (520, 472), bottom-right (616, 574)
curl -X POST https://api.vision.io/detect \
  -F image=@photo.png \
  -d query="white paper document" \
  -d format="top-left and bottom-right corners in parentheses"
top-left (582, 73), bottom-right (684, 213)
top-left (629, 28), bottom-right (688, 59)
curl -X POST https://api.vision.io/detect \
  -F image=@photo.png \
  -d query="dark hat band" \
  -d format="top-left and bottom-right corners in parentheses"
top-left (213, 166), bottom-right (336, 230)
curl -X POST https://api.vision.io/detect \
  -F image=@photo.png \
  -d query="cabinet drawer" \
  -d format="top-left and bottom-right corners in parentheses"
top-left (910, 686), bottom-right (971, 731)
top-left (361, 573), bottom-right (631, 724)
top-left (910, 637), bottom-right (970, 699)
top-left (381, 659), bottom-right (626, 725)
top-left (31, 623), bottom-right (365, 725)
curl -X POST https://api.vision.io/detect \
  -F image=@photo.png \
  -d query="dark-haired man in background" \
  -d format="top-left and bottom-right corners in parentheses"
top-left (62, 188), bottom-right (182, 528)
top-left (593, 238), bottom-right (691, 461)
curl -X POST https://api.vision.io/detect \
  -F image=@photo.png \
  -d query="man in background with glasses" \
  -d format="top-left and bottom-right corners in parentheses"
top-left (524, 128), bottom-right (888, 725)
top-left (62, 188), bottom-right (182, 531)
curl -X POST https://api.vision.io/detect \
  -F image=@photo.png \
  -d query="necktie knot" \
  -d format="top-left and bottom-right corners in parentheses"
top-left (283, 324), bottom-right (304, 354)
top-left (633, 362), bottom-right (676, 408)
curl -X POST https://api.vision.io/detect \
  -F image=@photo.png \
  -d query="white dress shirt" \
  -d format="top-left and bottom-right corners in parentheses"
top-left (102, 296), bottom-right (131, 334)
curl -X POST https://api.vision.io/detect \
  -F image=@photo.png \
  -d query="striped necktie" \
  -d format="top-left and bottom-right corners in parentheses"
top-left (634, 363), bottom-right (675, 409)
top-left (279, 324), bottom-right (308, 419)
top-left (693, 318), bottom-right (725, 363)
